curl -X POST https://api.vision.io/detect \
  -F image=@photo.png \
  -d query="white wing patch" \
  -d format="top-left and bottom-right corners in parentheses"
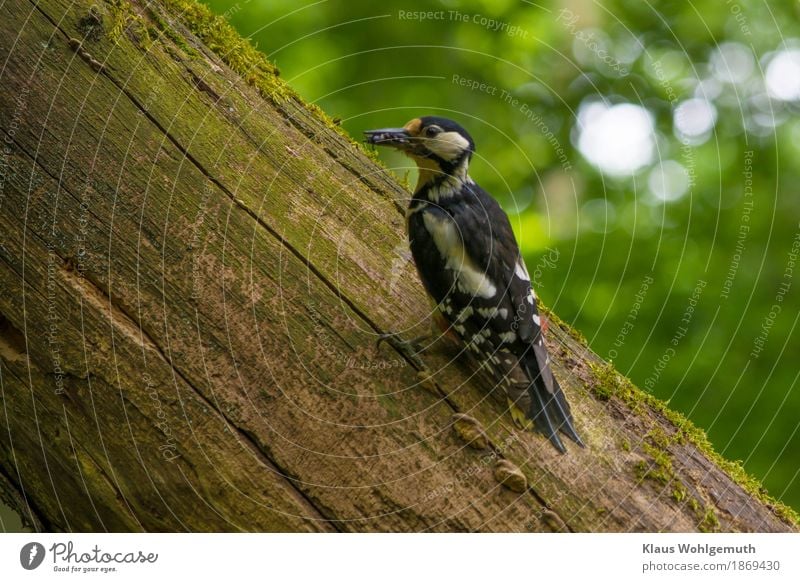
top-left (469, 333), bottom-right (486, 345)
top-left (455, 305), bottom-right (474, 322)
top-left (423, 211), bottom-right (497, 299)
top-left (477, 306), bottom-right (509, 319)
top-left (498, 331), bottom-right (517, 344)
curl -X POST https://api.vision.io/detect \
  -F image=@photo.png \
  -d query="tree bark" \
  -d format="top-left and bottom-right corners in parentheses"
top-left (0, 0), bottom-right (795, 532)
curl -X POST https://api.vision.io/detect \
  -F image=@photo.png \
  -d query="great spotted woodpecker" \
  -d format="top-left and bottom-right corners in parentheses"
top-left (366, 116), bottom-right (583, 453)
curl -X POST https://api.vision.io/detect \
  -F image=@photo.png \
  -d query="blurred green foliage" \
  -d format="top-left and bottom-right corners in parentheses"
top-left (203, 0), bottom-right (800, 510)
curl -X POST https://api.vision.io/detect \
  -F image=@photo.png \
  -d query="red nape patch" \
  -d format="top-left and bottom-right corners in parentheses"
top-left (433, 311), bottom-right (461, 342)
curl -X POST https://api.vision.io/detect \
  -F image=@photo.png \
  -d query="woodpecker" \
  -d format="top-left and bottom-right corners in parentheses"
top-left (365, 116), bottom-right (583, 453)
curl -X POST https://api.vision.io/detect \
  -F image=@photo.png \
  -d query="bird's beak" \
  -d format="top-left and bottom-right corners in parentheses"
top-left (363, 127), bottom-right (412, 148)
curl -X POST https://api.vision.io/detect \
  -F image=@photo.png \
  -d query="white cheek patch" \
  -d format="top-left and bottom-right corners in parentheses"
top-left (429, 131), bottom-right (470, 161)
top-left (423, 212), bottom-right (497, 299)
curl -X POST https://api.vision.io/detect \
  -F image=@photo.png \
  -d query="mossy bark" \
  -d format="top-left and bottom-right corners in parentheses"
top-left (0, 0), bottom-right (795, 532)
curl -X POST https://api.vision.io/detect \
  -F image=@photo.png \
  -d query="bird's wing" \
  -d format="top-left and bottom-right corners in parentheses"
top-left (449, 182), bottom-right (541, 344)
top-left (448, 184), bottom-right (583, 451)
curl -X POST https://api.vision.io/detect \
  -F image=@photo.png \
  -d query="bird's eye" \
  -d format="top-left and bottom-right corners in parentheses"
top-left (425, 126), bottom-right (442, 137)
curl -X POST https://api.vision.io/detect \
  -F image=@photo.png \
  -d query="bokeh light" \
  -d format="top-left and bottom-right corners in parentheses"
top-left (765, 49), bottom-right (800, 101)
top-left (577, 102), bottom-right (655, 176)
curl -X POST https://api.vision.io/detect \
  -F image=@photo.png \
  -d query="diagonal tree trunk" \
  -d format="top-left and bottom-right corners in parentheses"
top-left (0, 0), bottom-right (795, 532)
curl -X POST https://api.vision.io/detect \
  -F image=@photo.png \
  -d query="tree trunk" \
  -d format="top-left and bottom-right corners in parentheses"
top-left (0, 0), bottom-right (795, 533)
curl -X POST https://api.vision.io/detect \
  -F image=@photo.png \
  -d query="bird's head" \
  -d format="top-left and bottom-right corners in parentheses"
top-left (365, 116), bottom-right (475, 190)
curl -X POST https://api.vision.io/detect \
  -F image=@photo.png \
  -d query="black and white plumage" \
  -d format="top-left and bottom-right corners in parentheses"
top-left (366, 116), bottom-right (583, 453)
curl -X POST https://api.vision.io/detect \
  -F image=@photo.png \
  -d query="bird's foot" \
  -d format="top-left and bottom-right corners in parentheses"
top-left (376, 332), bottom-right (430, 370)
top-left (508, 398), bottom-right (534, 431)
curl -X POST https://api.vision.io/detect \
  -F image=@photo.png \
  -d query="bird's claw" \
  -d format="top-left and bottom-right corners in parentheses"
top-left (508, 398), bottom-right (534, 431)
top-left (376, 332), bottom-right (428, 370)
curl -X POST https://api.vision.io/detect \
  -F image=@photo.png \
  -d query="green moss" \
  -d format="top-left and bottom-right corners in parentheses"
top-left (609, 370), bottom-right (798, 528)
top-left (646, 428), bottom-right (671, 450)
top-left (121, 0), bottom-right (402, 194)
top-left (635, 431), bottom-right (720, 530)
top-left (588, 361), bottom-right (642, 409)
top-left (644, 443), bottom-right (672, 472)
top-left (636, 442), bottom-right (674, 485)
top-left (155, 0), bottom-right (377, 158)
top-left (620, 438), bottom-right (631, 452)
top-left (672, 482), bottom-right (687, 503)
top-left (592, 381), bottom-right (612, 401)
top-left (361, 144), bottom-right (384, 166)
top-left (672, 417), bottom-right (798, 526)
top-left (104, 0), bottom-right (133, 41)
top-left (699, 508), bottom-right (721, 533)
top-left (78, 6), bottom-right (104, 41)
top-left (144, 5), bottom-right (198, 56)
top-left (161, 0), bottom-right (281, 88)
top-left (99, 0), bottom-right (152, 48)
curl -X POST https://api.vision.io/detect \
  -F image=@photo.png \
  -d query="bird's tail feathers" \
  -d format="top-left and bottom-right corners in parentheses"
top-left (522, 345), bottom-right (584, 453)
